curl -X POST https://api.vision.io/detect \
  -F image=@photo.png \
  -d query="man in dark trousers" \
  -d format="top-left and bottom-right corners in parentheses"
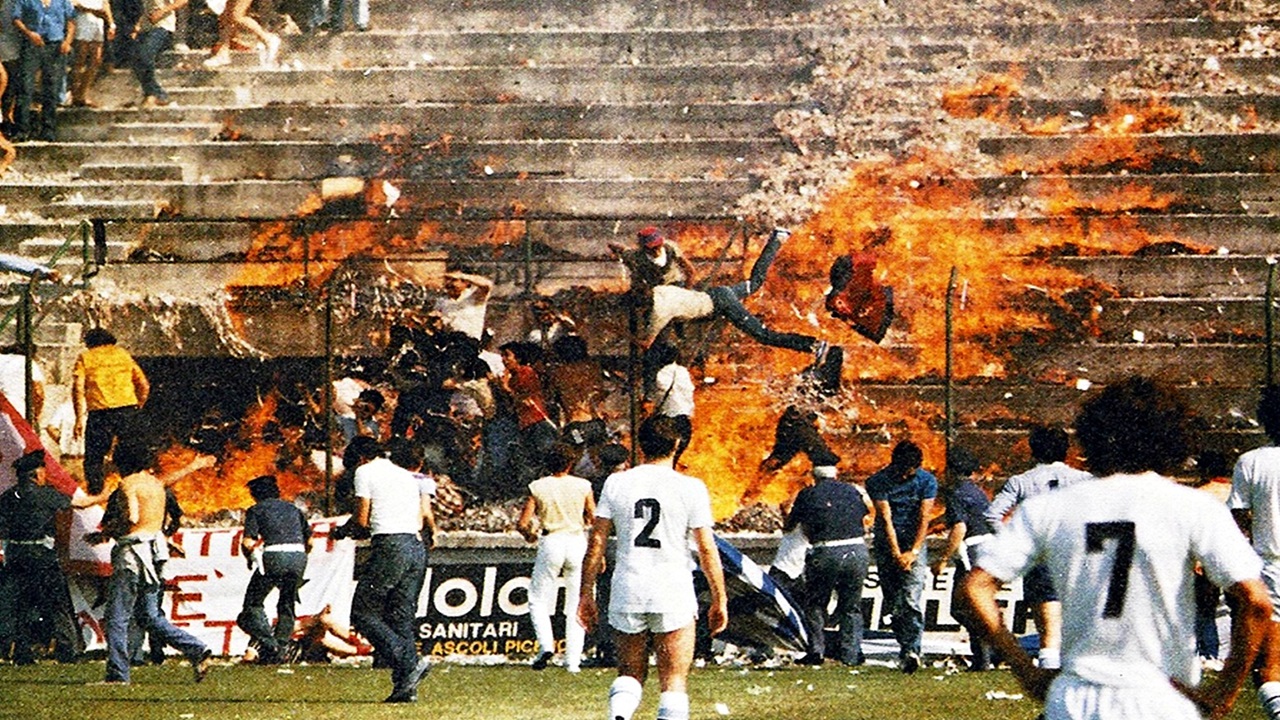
top-left (867, 439), bottom-right (937, 674)
top-left (351, 438), bottom-right (433, 703)
top-left (237, 474), bottom-right (312, 665)
top-left (783, 460), bottom-right (874, 667)
top-left (0, 450), bottom-right (105, 663)
top-left (930, 446), bottom-right (998, 671)
top-left (72, 327), bottom-right (150, 495)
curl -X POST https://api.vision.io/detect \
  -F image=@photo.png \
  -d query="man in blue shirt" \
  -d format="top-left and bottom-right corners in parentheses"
top-left (931, 446), bottom-right (998, 671)
top-left (11, 0), bottom-right (74, 141)
top-left (237, 475), bottom-right (312, 665)
top-left (866, 439), bottom-right (937, 673)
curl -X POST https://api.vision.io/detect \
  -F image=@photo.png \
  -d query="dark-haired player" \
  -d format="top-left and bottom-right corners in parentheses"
top-left (1228, 384), bottom-right (1280, 720)
top-left (579, 416), bottom-right (727, 720)
top-left (965, 376), bottom-right (1271, 720)
top-left (984, 425), bottom-right (1092, 670)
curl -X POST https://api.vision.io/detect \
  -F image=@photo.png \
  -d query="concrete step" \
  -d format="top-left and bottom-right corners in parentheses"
top-left (973, 172), bottom-right (1280, 215)
top-left (57, 101), bottom-right (792, 143)
top-left (1057, 255), bottom-right (1278, 299)
top-left (90, 63), bottom-right (810, 106)
top-left (979, 214), bottom-right (1280, 256)
top-left (1096, 297), bottom-right (1272, 343)
top-left (1011, 341), bottom-right (1272, 386)
top-left (0, 177), bottom-right (753, 219)
top-left (884, 55), bottom-right (1280, 93)
top-left (166, 26), bottom-right (821, 70)
top-left (979, 133), bottom-right (1280, 175)
top-left (78, 163), bottom-right (187, 182)
top-left (341, 0), bottom-right (835, 31)
top-left (101, 123), bottom-right (223, 144)
top-left (11, 138), bottom-right (780, 181)
top-left (19, 235), bottom-right (133, 263)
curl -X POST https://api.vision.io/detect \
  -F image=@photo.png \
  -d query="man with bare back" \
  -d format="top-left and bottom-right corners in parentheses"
top-left (97, 441), bottom-right (213, 684)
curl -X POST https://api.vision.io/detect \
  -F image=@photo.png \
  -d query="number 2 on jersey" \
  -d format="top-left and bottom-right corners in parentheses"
top-left (1084, 521), bottom-right (1136, 617)
top-left (634, 498), bottom-right (662, 548)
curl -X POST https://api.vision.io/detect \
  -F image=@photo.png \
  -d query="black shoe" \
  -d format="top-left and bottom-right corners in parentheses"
top-left (902, 652), bottom-right (920, 674)
top-left (390, 655), bottom-right (430, 699)
top-left (795, 653), bottom-right (824, 666)
top-left (531, 651), bottom-right (552, 670)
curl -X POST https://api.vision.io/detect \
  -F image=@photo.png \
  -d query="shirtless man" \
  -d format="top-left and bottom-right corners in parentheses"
top-left (98, 442), bottom-right (213, 684)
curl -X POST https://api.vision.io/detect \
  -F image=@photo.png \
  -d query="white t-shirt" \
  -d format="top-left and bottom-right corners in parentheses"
top-left (651, 362), bottom-right (694, 418)
top-left (976, 472), bottom-right (1260, 690)
top-left (985, 461), bottom-right (1093, 527)
top-left (434, 287), bottom-right (487, 340)
top-left (0, 354), bottom-right (44, 420)
top-left (1229, 445), bottom-right (1280, 561)
top-left (353, 457), bottom-right (432, 535)
top-left (596, 462), bottom-right (713, 615)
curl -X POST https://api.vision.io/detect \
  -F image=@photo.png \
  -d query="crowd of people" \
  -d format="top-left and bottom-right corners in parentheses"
top-left (0, 0), bottom-right (364, 143)
top-left (2, 223), bottom-right (1280, 720)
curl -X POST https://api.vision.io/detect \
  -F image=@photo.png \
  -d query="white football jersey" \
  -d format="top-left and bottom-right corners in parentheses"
top-left (596, 463), bottom-right (714, 615)
top-left (976, 472), bottom-right (1260, 689)
top-left (1229, 445), bottom-right (1280, 561)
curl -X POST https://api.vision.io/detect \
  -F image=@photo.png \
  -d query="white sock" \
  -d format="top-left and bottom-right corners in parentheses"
top-left (608, 675), bottom-right (643, 720)
top-left (1260, 681), bottom-right (1280, 719)
top-left (1038, 647), bottom-right (1061, 670)
top-left (656, 691), bottom-right (690, 720)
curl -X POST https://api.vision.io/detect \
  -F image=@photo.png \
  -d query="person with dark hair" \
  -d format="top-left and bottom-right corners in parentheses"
top-left (965, 376), bottom-right (1271, 720)
top-left (983, 424), bottom-right (1091, 671)
top-left (517, 442), bottom-right (595, 672)
top-left (759, 405), bottom-right (835, 473)
top-left (338, 388), bottom-right (383, 445)
top-left (645, 342), bottom-right (694, 467)
top-left (11, 0), bottom-right (74, 141)
top-left (73, 327), bottom-right (150, 494)
top-left (608, 226), bottom-right (697, 292)
top-left (349, 438), bottom-right (432, 703)
top-left (784, 461), bottom-right (873, 667)
top-left (930, 446), bottom-right (997, 671)
top-left (237, 475), bottom-right (312, 665)
top-left (0, 450), bottom-right (105, 663)
top-left (1229, 384), bottom-right (1280, 720)
top-left (546, 334), bottom-right (608, 472)
top-left (579, 415), bottom-right (727, 720)
top-left (633, 229), bottom-right (833, 367)
top-left (866, 439), bottom-right (936, 673)
top-left (500, 341), bottom-right (558, 491)
top-left (95, 442), bottom-right (213, 684)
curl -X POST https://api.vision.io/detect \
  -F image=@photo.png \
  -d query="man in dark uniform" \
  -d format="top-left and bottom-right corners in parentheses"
top-left (0, 450), bottom-right (104, 663)
top-left (930, 446), bottom-right (998, 671)
top-left (237, 475), bottom-right (312, 665)
top-left (784, 460), bottom-right (874, 667)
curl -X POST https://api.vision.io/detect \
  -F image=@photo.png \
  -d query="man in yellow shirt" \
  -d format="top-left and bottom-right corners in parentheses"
top-left (72, 328), bottom-right (149, 494)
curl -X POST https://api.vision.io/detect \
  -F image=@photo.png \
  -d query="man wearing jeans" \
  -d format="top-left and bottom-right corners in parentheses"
top-left (11, 0), bottom-right (74, 141)
top-left (867, 440), bottom-right (937, 673)
top-left (128, 0), bottom-right (182, 107)
top-left (351, 438), bottom-right (432, 703)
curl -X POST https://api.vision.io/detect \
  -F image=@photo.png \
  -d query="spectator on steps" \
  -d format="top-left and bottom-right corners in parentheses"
top-left (0, 0), bottom-right (19, 138)
top-left (130, 0), bottom-right (184, 107)
top-left (68, 0), bottom-right (111, 107)
top-left (203, 0), bottom-right (278, 68)
top-left (11, 0), bottom-right (75, 142)
top-left (321, 0), bottom-right (363, 32)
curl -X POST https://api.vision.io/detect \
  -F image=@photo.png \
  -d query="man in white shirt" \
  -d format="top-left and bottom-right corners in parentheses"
top-left (964, 376), bottom-right (1272, 720)
top-left (983, 425), bottom-right (1092, 670)
top-left (645, 342), bottom-right (694, 466)
top-left (1228, 384), bottom-right (1280, 720)
top-left (351, 438), bottom-right (433, 703)
top-left (432, 271), bottom-right (492, 340)
top-left (579, 416), bottom-right (728, 720)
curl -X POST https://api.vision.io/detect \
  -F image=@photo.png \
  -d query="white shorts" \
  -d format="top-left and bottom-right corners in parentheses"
top-left (1263, 559), bottom-right (1280, 622)
top-left (74, 10), bottom-right (105, 42)
top-left (608, 609), bottom-right (696, 635)
top-left (1045, 675), bottom-right (1201, 720)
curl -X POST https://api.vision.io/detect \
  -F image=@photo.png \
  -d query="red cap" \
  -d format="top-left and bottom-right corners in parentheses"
top-left (637, 226), bottom-right (665, 249)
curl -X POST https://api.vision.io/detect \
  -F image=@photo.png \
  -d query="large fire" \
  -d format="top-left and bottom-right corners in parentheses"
top-left (161, 78), bottom-right (1204, 523)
